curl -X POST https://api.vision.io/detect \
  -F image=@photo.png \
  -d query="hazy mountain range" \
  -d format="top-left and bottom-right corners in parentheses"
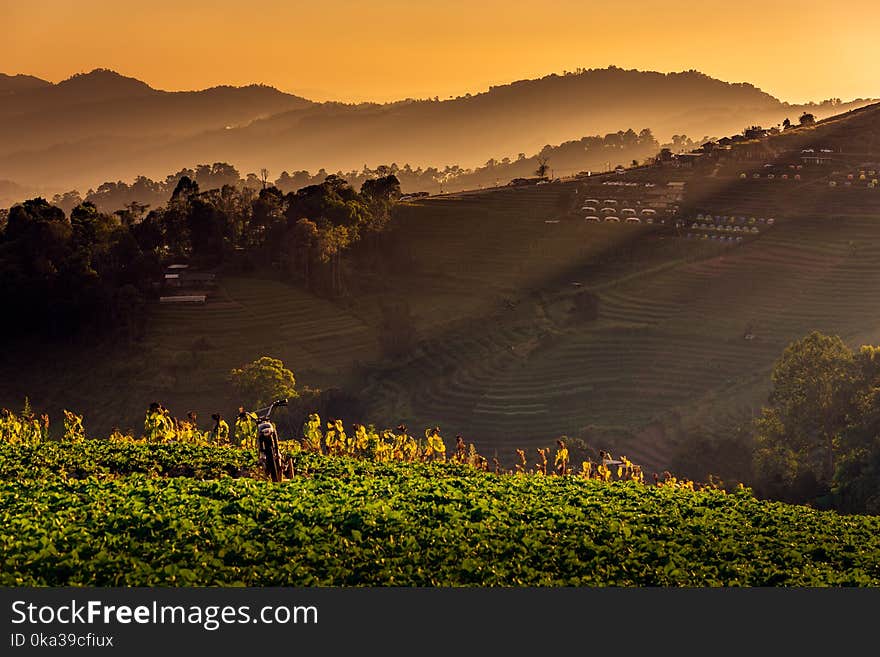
top-left (0, 66), bottom-right (875, 201)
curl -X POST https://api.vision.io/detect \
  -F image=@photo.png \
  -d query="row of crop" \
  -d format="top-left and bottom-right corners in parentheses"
top-left (0, 442), bottom-right (259, 481)
top-left (0, 435), bottom-right (645, 489)
top-left (2, 464), bottom-right (879, 586)
top-left (1, 403), bottom-right (645, 481)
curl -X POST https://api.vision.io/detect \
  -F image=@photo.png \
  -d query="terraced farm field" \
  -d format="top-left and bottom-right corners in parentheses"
top-left (364, 180), bottom-right (880, 473)
top-left (0, 276), bottom-right (383, 437)
top-left (384, 184), bottom-right (646, 313)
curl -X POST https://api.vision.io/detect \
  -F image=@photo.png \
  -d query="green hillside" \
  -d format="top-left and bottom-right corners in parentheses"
top-left (366, 179), bottom-right (880, 470)
top-left (4, 104), bottom-right (880, 480)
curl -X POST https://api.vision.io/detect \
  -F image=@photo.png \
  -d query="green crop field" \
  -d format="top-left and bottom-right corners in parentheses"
top-left (2, 441), bottom-right (879, 587)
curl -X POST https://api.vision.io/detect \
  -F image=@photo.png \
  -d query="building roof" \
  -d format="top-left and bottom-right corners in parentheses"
top-left (159, 295), bottom-right (206, 303)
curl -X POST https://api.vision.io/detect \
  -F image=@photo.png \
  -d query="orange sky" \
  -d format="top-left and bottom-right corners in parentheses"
top-left (2, 0), bottom-right (877, 103)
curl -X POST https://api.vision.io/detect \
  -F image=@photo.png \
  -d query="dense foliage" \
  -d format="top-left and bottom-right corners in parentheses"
top-left (753, 331), bottom-right (880, 513)
top-left (0, 172), bottom-right (400, 339)
top-left (228, 356), bottom-right (298, 408)
top-left (2, 447), bottom-right (879, 586)
top-left (0, 197), bottom-right (156, 339)
top-left (0, 442), bottom-right (258, 480)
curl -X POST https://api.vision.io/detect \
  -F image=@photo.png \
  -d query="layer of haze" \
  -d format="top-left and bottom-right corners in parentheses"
top-left (3, 0), bottom-right (877, 103)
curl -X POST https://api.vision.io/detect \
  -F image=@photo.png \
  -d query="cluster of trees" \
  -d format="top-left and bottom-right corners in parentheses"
top-left (661, 134), bottom-right (710, 153)
top-left (0, 197), bottom-right (157, 340)
top-left (734, 113), bottom-right (816, 141)
top-left (782, 113), bottom-right (816, 130)
top-left (45, 129), bottom-right (661, 217)
top-left (273, 126), bottom-right (661, 192)
top-left (752, 331), bottom-right (880, 514)
top-left (51, 162), bottom-right (253, 216)
top-left (0, 173), bottom-right (401, 340)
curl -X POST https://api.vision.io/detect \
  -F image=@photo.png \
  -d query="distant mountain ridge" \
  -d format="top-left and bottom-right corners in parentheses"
top-left (0, 73), bottom-right (53, 94)
top-left (0, 66), bottom-right (874, 194)
top-left (0, 68), bottom-right (314, 162)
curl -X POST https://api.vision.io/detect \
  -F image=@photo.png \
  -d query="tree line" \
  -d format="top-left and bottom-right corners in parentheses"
top-left (0, 173), bottom-right (402, 341)
top-left (44, 128), bottom-right (662, 216)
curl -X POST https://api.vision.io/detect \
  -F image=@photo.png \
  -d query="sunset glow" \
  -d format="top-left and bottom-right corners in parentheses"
top-left (3, 0), bottom-right (877, 103)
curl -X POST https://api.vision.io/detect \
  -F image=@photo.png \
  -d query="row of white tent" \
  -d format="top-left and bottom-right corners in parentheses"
top-left (846, 170), bottom-right (878, 178)
top-left (582, 198), bottom-right (658, 208)
top-left (696, 214), bottom-right (775, 226)
top-left (742, 171), bottom-right (877, 183)
top-left (688, 223), bottom-right (762, 234)
top-left (686, 234), bottom-right (745, 243)
top-left (581, 204), bottom-right (659, 216)
top-left (829, 179), bottom-right (879, 187)
top-left (741, 172), bottom-right (804, 180)
top-left (584, 216), bottom-right (666, 224)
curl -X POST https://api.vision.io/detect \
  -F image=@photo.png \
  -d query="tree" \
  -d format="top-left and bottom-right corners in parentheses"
top-left (70, 201), bottom-right (109, 251)
top-left (249, 186), bottom-right (285, 250)
top-left (193, 163), bottom-right (240, 191)
top-left (317, 224), bottom-right (352, 296)
top-left (750, 338), bottom-right (880, 512)
top-left (360, 174), bottom-right (401, 204)
top-left (284, 218), bottom-right (319, 285)
top-left (360, 174), bottom-right (401, 235)
top-left (799, 112), bottom-right (816, 126)
top-left (782, 118), bottom-right (792, 130)
top-left (52, 190), bottom-right (84, 215)
top-left (115, 201), bottom-right (150, 226)
top-left (535, 155), bottom-right (550, 179)
top-left (753, 331), bottom-right (856, 496)
top-left (229, 356), bottom-right (298, 408)
top-left (835, 387), bottom-right (880, 513)
top-left (829, 345), bottom-right (880, 513)
top-left (170, 175), bottom-right (199, 203)
top-left (186, 197), bottom-right (228, 262)
top-left (244, 173), bottom-right (262, 190)
top-left (5, 197), bottom-right (66, 240)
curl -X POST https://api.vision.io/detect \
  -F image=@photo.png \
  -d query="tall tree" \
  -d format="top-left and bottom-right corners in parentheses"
top-left (535, 154), bottom-right (550, 179)
top-left (229, 356), bottom-right (298, 408)
top-left (186, 197), bottom-right (228, 263)
top-left (753, 331), bottom-right (856, 495)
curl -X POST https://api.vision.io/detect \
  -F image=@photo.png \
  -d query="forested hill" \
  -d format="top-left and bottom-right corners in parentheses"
top-left (0, 69), bottom-right (313, 173)
top-left (0, 67), bottom-right (873, 193)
